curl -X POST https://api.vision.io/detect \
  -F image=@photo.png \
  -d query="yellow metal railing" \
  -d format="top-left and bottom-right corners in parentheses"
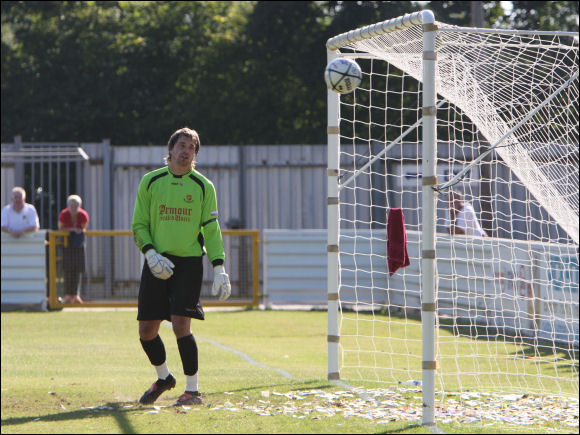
top-left (48, 229), bottom-right (260, 309)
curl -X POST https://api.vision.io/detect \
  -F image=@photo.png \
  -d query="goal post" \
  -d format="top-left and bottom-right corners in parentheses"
top-left (326, 9), bottom-right (578, 427)
top-left (419, 11), bottom-right (438, 426)
top-left (327, 48), bottom-right (341, 381)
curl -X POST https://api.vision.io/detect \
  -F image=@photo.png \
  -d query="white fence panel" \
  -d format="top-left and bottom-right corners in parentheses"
top-left (262, 230), bottom-right (327, 306)
top-left (80, 144), bottom-right (327, 232)
top-left (1, 231), bottom-right (47, 310)
top-left (0, 163), bottom-right (16, 208)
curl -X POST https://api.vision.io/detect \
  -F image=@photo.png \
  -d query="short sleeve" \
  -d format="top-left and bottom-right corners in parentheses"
top-left (79, 209), bottom-right (89, 226)
top-left (58, 209), bottom-right (69, 226)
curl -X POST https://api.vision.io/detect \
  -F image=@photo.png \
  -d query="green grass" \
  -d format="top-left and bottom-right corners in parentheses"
top-left (1, 309), bottom-right (577, 434)
top-left (339, 312), bottom-right (578, 395)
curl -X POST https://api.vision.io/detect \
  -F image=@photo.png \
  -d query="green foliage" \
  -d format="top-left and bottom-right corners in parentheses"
top-left (500, 1), bottom-right (579, 31)
top-left (1, 1), bottom-right (257, 145)
top-left (426, 1), bottom-right (506, 27)
top-left (1, 1), bottom-right (577, 145)
top-left (200, 1), bottom-right (330, 145)
top-left (325, 1), bottom-right (416, 36)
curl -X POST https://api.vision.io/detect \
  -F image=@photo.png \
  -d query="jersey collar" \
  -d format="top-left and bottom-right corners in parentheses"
top-left (167, 166), bottom-right (192, 178)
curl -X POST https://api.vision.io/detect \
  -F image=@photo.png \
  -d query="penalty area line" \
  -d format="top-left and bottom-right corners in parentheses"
top-left (199, 336), bottom-right (294, 379)
top-left (163, 320), bottom-right (294, 379)
top-left (161, 321), bottom-right (293, 379)
top-left (162, 325), bottom-right (445, 433)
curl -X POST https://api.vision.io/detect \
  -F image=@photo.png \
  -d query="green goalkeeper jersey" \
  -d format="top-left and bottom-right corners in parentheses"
top-left (131, 166), bottom-right (225, 265)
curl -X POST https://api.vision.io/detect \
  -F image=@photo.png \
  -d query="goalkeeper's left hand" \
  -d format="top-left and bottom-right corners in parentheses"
top-left (211, 265), bottom-right (231, 301)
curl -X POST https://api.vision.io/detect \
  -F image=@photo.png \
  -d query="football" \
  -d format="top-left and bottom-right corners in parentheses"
top-left (324, 57), bottom-right (362, 94)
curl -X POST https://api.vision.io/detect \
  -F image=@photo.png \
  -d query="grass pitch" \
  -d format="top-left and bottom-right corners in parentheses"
top-left (1, 309), bottom-right (577, 434)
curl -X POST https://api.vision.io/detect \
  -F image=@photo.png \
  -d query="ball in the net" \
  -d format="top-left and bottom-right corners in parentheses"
top-left (324, 58), bottom-right (362, 94)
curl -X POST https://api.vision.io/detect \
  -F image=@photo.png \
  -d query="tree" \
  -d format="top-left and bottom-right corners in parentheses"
top-left (216, 1), bottom-right (329, 144)
top-left (499, 1), bottom-right (579, 31)
top-left (325, 1), bottom-right (416, 35)
top-left (1, 1), bottom-right (254, 144)
top-left (2, 1), bottom-right (577, 145)
top-left (425, 1), bottom-right (505, 27)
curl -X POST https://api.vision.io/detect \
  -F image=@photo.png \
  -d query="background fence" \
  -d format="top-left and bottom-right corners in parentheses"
top-left (2, 138), bottom-right (572, 310)
top-left (1, 139), bottom-right (328, 233)
top-left (46, 230), bottom-right (259, 308)
top-left (1, 138), bottom-right (566, 240)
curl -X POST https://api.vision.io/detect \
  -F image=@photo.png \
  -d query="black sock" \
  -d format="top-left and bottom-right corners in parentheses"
top-left (140, 334), bottom-right (166, 367)
top-left (177, 334), bottom-right (198, 376)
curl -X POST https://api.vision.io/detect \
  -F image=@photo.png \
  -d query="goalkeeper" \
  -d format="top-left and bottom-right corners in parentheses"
top-left (131, 127), bottom-right (231, 407)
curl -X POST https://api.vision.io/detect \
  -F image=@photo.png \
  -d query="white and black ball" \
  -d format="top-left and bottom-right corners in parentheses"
top-left (324, 58), bottom-right (362, 94)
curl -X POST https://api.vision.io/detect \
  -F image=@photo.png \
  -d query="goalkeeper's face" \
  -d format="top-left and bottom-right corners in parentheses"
top-left (169, 137), bottom-right (197, 170)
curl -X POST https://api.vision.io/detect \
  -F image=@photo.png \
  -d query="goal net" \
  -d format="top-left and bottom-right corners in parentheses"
top-left (326, 10), bottom-right (578, 425)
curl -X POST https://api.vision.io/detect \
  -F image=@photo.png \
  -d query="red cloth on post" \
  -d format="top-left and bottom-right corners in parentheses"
top-left (387, 208), bottom-right (410, 276)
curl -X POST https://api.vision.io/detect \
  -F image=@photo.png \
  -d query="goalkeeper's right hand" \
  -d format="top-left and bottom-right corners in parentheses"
top-left (211, 265), bottom-right (231, 301)
top-left (145, 249), bottom-right (175, 280)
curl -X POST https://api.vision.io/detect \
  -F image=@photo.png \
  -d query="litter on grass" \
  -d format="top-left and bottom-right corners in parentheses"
top-left (127, 385), bottom-right (577, 431)
top-left (172, 386), bottom-right (578, 431)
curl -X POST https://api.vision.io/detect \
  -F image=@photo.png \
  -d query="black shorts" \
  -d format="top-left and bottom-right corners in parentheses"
top-left (137, 254), bottom-right (205, 321)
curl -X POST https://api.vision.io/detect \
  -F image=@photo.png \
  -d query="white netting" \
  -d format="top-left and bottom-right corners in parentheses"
top-left (331, 21), bottom-right (578, 399)
top-left (342, 25), bottom-right (579, 244)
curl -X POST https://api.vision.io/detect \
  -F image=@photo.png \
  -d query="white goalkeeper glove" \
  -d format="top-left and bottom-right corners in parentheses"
top-left (145, 249), bottom-right (175, 280)
top-left (211, 265), bottom-right (231, 301)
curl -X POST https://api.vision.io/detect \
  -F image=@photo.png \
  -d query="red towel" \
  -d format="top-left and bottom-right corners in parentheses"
top-left (387, 208), bottom-right (410, 276)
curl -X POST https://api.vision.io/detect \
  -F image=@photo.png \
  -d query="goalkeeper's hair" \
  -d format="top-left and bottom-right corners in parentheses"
top-left (164, 127), bottom-right (200, 167)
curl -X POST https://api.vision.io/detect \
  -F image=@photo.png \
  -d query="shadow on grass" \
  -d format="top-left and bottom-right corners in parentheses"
top-left (437, 317), bottom-right (579, 373)
top-left (375, 423), bottom-right (424, 434)
top-left (368, 307), bottom-right (579, 368)
top-left (1, 401), bottom-right (136, 434)
top-left (216, 378), bottom-right (333, 395)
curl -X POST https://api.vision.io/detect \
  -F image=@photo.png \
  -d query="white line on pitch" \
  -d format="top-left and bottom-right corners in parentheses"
top-left (162, 322), bottom-right (444, 433)
top-left (330, 379), bottom-right (374, 401)
top-left (162, 321), bottom-right (293, 379)
top-left (199, 336), bottom-right (294, 379)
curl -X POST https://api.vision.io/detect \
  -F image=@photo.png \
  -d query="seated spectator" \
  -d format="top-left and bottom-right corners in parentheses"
top-left (1, 187), bottom-right (40, 238)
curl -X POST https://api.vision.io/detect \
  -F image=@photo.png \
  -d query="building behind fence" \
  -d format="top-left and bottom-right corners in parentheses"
top-left (1, 138), bottom-right (328, 233)
top-left (2, 138), bottom-right (570, 309)
top-left (2, 138), bottom-right (565, 239)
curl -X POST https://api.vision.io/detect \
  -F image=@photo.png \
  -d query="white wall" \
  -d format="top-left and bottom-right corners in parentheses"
top-left (262, 230), bottom-right (327, 306)
top-left (1, 231), bottom-right (47, 311)
top-left (0, 163), bottom-right (16, 208)
top-left (262, 229), bottom-right (579, 345)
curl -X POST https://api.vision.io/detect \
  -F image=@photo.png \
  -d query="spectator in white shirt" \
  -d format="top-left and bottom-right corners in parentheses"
top-left (444, 190), bottom-right (487, 237)
top-left (1, 187), bottom-right (40, 238)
